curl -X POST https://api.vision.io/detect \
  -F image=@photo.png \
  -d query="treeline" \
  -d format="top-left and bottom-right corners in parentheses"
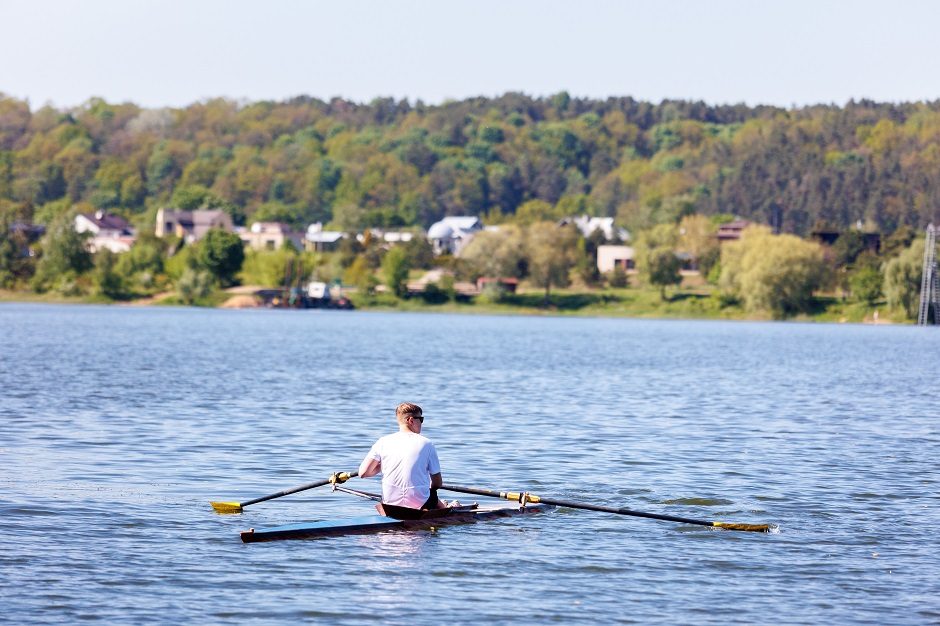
top-left (2, 92), bottom-right (940, 235)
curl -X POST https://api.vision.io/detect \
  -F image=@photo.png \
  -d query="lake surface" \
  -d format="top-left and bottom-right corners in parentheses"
top-left (2, 303), bottom-right (938, 625)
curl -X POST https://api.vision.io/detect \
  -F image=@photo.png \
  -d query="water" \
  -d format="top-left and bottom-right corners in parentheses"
top-left (1, 303), bottom-right (938, 625)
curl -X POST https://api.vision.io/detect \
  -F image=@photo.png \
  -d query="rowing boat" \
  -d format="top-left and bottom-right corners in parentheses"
top-left (240, 501), bottom-right (552, 543)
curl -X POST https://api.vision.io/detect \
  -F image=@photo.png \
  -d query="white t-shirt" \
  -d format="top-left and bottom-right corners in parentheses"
top-left (361, 431), bottom-right (441, 508)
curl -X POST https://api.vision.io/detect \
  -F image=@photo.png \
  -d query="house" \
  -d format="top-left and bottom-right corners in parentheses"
top-left (358, 229), bottom-right (415, 245)
top-left (716, 219), bottom-right (751, 244)
top-left (156, 208), bottom-right (234, 243)
top-left (476, 277), bottom-right (519, 293)
top-left (427, 216), bottom-right (483, 255)
top-left (240, 222), bottom-right (305, 251)
top-left (811, 224), bottom-right (882, 254)
top-left (74, 210), bottom-right (136, 253)
top-left (559, 215), bottom-right (630, 242)
top-left (305, 222), bottom-right (345, 252)
top-left (597, 245), bottom-right (636, 273)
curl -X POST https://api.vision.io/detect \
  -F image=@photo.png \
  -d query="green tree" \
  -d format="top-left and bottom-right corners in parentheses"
top-left (399, 235), bottom-right (435, 270)
top-left (164, 243), bottom-right (199, 282)
top-left (880, 225), bottom-right (916, 259)
top-left (0, 212), bottom-right (26, 288)
top-left (831, 230), bottom-right (867, 268)
top-left (196, 229), bottom-right (244, 287)
top-left (513, 199), bottom-right (560, 225)
top-left (849, 265), bottom-right (883, 305)
top-left (608, 265), bottom-right (629, 288)
top-left (525, 222), bottom-right (579, 304)
top-left (93, 248), bottom-right (124, 298)
top-left (677, 214), bottom-right (719, 275)
top-left (31, 213), bottom-right (93, 293)
top-left (343, 254), bottom-right (377, 295)
top-left (645, 248), bottom-right (682, 299)
top-left (459, 224), bottom-right (525, 280)
top-left (115, 233), bottom-right (167, 292)
top-left (720, 226), bottom-right (829, 318)
top-left (239, 247), bottom-right (298, 287)
top-left (883, 239), bottom-right (924, 319)
top-left (176, 268), bottom-right (214, 305)
top-left (381, 246), bottom-right (410, 298)
top-left (170, 185), bottom-right (243, 225)
top-left (635, 223), bottom-right (681, 299)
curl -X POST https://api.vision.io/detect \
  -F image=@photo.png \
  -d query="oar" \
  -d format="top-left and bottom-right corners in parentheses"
top-left (210, 471), bottom-right (358, 513)
top-left (440, 484), bottom-right (771, 533)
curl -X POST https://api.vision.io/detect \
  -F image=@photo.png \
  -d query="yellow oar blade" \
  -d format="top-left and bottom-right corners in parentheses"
top-left (210, 501), bottom-right (243, 514)
top-left (713, 522), bottom-right (771, 533)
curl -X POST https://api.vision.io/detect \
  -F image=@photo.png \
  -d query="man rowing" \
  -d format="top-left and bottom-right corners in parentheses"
top-left (358, 402), bottom-right (449, 510)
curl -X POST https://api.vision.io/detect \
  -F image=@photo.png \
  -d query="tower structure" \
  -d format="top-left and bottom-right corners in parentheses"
top-left (917, 224), bottom-right (939, 325)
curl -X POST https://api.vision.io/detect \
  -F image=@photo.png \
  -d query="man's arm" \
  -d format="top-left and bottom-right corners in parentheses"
top-left (359, 457), bottom-right (381, 478)
top-left (430, 472), bottom-right (442, 489)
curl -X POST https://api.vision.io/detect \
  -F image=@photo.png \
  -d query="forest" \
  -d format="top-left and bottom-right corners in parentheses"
top-left (2, 92), bottom-right (940, 235)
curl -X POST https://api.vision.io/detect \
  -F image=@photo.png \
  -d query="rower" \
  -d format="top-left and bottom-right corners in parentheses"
top-left (358, 402), bottom-right (450, 510)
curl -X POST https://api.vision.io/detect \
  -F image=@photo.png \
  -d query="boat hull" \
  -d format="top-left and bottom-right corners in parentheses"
top-left (240, 503), bottom-right (551, 543)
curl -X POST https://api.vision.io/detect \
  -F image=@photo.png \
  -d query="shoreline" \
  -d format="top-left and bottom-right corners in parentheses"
top-left (0, 288), bottom-right (899, 325)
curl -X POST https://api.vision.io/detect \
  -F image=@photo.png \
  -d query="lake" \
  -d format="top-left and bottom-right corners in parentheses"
top-left (1, 303), bottom-right (938, 625)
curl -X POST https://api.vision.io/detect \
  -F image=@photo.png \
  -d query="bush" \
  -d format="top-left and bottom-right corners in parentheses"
top-left (421, 282), bottom-right (448, 304)
top-left (177, 269), bottom-right (214, 305)
top-left (607, 266), bottom-right (629, 288)
top-left (381, 246), bottom-right (410, 298)
top-left (31, 213), bottom-right (92, 293)
top-left (477, 281), bottom-right (509, 304)
top-left (849, 266), bottom-right (883, 305)
top-left (93, 249), bottom-right (125, 299)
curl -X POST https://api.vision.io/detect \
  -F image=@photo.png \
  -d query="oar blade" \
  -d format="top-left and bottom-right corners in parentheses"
top-left (713, 521), bottom-right (771, 533)
top-left (210, 501), bottom-right (243, 514)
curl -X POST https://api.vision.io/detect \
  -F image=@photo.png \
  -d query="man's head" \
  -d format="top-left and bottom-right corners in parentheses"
top-left (396, 402), bottom-right (424, 430)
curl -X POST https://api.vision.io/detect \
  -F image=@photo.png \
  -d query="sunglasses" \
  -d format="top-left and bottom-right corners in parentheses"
top-left (409, 414), bottom-right (424, 423)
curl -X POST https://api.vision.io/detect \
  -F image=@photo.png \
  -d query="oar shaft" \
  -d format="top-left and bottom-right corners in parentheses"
top-left (533, 496), bottom-right (716, 528)
top-left (240, 471), bottom-right (358, 507)
top-left (440, 484), bottom-right (768, 532)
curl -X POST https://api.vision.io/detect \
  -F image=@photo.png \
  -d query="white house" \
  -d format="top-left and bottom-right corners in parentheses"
top-left (74, 211), bottom-right (135, 253)
top-left (156, 208), bottom-right (234, 243)
top-left (427, 216), bottom-right (483, 255)
top-left (305, 222), bottom-right (346, 252)
top-left (240, 222), bottom-right (305, 251)
top-left (559, 215), bottom-right (629, 242)
top-left (358, 229), bottom-right (415, 245)
top-left (597, 245), bottom-right (636, 273)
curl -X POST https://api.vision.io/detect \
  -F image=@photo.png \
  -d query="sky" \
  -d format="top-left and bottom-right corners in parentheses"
top-left (2, 0), bottom-right (940, 111)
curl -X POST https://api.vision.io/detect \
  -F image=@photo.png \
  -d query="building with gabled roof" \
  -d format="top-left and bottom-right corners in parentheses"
top-left (716, 220), bottom-right (751, 244)
top-left (427, 216), bottom-right (483, 255)
top-left (75, 210), bottom-right (136, 253)
top-left (305, 222), bottom-right (346, 252)
top-left (156, 208), bottom-right (233, 243)
top-left (240, 222), bottom-right (305, 251)
top-left (559, 215), bottom-right (629, 242)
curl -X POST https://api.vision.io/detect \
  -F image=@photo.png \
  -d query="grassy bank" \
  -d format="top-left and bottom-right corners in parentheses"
top-left (1, 285), bottom-right (902, 324)
top-left (349, 285), bottom-right (901, 324)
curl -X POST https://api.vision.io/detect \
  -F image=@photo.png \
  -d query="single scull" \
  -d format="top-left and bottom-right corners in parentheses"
top-left (240, 501), bottom-right (552, 543)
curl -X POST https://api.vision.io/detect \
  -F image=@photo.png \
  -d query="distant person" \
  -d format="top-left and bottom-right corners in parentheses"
top-left (359, 402), bottom-right (448, 509)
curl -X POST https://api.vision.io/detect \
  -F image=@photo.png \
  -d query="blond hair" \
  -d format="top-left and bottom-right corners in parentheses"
top-left (396, 402), bottom-right (423, 425)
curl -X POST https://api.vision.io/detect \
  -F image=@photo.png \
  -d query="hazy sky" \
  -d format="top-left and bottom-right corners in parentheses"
top-left (2, 0), bottom-right (940, 110)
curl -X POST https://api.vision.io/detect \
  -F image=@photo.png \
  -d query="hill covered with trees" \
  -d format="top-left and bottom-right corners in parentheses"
top-left (2, 92), bottom-right (940, 234)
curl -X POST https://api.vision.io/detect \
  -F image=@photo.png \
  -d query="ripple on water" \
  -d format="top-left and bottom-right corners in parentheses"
top-left (2, 305), bottom-right (939, 625)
